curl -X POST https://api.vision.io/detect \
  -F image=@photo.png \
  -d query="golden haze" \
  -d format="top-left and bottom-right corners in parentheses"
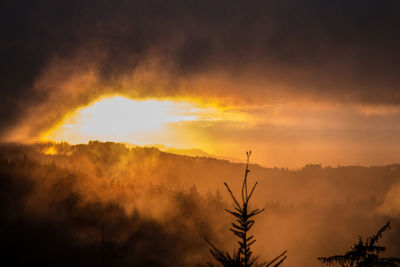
top-left (36, 93), bottom-right (400, 168)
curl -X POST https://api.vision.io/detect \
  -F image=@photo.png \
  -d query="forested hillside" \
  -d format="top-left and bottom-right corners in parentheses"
top-left (1, 142), bottom-right (400, 266)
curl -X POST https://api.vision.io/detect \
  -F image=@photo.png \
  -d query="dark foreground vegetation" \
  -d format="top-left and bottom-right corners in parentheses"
top-left (319, 221), bottom-right (400, 267)
top-left (207, 152), bottom-right (287, 267)
top-left (1, 142), bottom-right (400, 266)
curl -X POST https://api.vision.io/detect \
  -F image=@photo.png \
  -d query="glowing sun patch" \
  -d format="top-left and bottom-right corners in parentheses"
top-left (41, 96), bottom-right (245, 148)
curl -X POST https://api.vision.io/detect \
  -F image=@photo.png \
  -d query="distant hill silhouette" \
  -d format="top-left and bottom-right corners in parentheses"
top-left (125, 143), bottom-right (242, 162)
top-left (1, 141), bottom-right (400, 266)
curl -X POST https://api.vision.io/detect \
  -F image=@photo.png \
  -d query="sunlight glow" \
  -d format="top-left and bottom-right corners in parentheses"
top-left (41, 96), bottom-right (246, 149)
top-left (76, 97), bottom-right (198, 136)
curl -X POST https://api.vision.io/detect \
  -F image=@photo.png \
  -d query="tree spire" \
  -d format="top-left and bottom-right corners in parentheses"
top-left (206, 151), bottom-right (287, 267)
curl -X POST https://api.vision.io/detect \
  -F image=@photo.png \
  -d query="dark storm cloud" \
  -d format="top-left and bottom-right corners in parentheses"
top-left (1, 0), bottom-right (400, 138)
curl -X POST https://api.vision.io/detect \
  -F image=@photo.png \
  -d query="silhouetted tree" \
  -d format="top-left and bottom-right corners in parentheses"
top-left (206, 151), bottom-right (287, 267)
top-left (318, 221), bottom-right (400, 267)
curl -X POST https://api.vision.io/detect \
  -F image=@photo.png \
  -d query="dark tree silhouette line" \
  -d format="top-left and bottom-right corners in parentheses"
top-left (319, 221), bottom-right (400, 267)
top-left (204, 152), bottom-right (400, 267)
top-left (2, 144), bottom-right (400, 267)
top-left (206, 151), bottom-right (287, 267)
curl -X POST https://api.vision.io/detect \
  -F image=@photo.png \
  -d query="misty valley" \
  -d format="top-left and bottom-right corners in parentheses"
top-left (1, 141), bottom-right (400, 266)
top-left (3, 0), bottom-right (400, 266)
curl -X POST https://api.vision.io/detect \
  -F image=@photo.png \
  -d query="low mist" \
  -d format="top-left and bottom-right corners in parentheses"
top-left (1, 141), bottom-right (400, 266)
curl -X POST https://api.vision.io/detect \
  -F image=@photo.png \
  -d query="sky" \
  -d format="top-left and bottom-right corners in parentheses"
top-left (2, 0), bottom-right (400, 167)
